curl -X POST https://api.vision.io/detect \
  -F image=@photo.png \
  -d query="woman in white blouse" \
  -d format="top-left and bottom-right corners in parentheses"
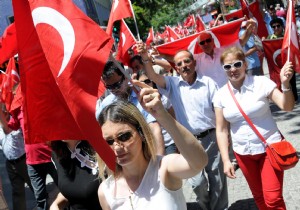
top-left (214, 46), bottom-right (294, 210)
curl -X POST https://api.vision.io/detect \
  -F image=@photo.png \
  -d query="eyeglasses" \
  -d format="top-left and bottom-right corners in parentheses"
top-left (106, 131), bottom-right (133, 146)
top-left (222, 60), bottom-right (243, 71)
top-left (199, 38), bottom-right (212, 45)
top-left (271, 24), bottom-right (282, 29)
top-left (105, 76), bottom-right (125, 90)
top-left (140, 79), bottom-right (152, 84)
top-left (176, 58), bottom-right (192, 67)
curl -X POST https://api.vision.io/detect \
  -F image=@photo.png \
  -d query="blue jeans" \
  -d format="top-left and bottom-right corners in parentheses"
top-left (188, 130), bottom-right (228, 210)
top-left (27, 161), bottom-right (58, 210)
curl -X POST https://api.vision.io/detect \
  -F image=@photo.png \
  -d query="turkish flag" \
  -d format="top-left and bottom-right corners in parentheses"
top-left (145, 27), bottom-right (154, 46)
top-left (156, 18), bottom-right (244, 56)
top-left (183, 14), bottom-right (195, 28)
top-left (1, 57), bottom-right (19, 111)
top-left (262, 39), bottom-right (284, 90)
top-left (248, 1), bottom-right (268, 39)
top-left (116, 19), bottom-right (136, 66)
top-left (165, 26), bottom-right (179, 42)
top-left (240, 0), bottom-right (250, 18)
top-left (12, 0), bottom-right (115, 170)
top-left (281, 0), bottom-right (300, 73)
top-left (195, 14), bottom-right (206, 32)
top-left (106, 0), bottom-right (133, 37)
top-left (0, 23), bottom-right (18, 65)
top-left (224, 9), bottom-right (243, 21)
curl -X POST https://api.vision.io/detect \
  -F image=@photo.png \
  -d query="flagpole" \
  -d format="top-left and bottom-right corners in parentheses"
top-left (129, 0), bottom-right (141, 40)
top-left (287, 0), bottom-right (292, 62)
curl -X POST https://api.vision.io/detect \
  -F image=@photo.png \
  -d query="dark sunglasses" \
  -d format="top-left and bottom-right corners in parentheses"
top-left (141, 79), bottom-right (152, 84)
top-left (105, 76), bottom-right (124, 90)
top-left (222, 60), bottom-right (243, 71)
top-left (106, 131), bottom-right (133, 146)
top-left (271, 24), bottom-right (282, 29)
top-left (176, 58), bottom-right (192, 67)
top-left (199, 38), bottom-right (212, 45)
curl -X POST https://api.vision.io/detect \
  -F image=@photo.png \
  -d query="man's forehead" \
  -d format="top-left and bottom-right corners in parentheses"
top-left (198, 32), bottom-right (212, 41)
top-left (174, 51), bottom-right (191, 60)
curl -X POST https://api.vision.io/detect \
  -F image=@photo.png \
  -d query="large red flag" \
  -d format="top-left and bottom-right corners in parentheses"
top-left (116, 19), bottom-right (136, 66)
top-left (183, 14), bottom-right (196, 28)
top-left (281, 0), bottom-right (300, 73)
top-left (195, 14), bottom-right (206, 32)
top-left (0, 23), bottom-right (18, 65)
top-left (224, 9), bottom-right (243, 21)
top-left (165, 26), bottom-right (179, 42)
top-left (156, 18), bottom-right (244, 56)
top-left (1, 57), bottom-right (19, 111)
top-left (240, 0), bottom-right (250, 18)
top-left (145, 27), bottom-right (154, 46)
top-left (12, 0), bottom-right (115, 170)
top-left (262, 38), bottom-right (284, 90)
top-left (248, 1), bottom-right (268, 38)
top-left (106, 0), bottom-right (133, 37)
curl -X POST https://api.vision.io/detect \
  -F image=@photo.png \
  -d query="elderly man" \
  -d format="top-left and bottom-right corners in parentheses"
top-left (95, 61), bottom-right (165, 155)
top-left (138, 41), bottom-right (228, 210)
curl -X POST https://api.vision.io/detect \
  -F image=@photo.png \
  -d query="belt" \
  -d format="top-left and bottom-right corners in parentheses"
top-left (7, 154), bottom-right (26, 164)
top-left (194, 128), bottom-right (215, 139)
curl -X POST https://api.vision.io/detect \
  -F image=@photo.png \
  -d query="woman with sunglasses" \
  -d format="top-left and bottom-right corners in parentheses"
top-left (97, 81), bottom-right (208, 210)
top-left (214, 46), bottom-right (294, 209)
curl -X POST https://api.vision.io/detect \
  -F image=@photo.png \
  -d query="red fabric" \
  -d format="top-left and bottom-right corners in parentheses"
top-left (195, 14), bottom-right (206, 33)
top-left (156, 18), bottom-right (244, 56)
top-left (183, 14), bottom-right (195, 28)
top-left (145, 27), bottom-right (154, 46)
top-left (262, 39), bottom-right (283, 91)
top-left (235, 152), bottom-right (286, 209)
top-left (281, 0), bottom-right (300, 73)
top-left (248, 1), bottom-right (268, 39)
top-left (240, 0), bottom-right (250, 18)
top-left (116, 19), bottom-right (136, 66)
top-left (106, 0), bottom-right (133, 37)
top-left (0, 23), bottom-right (18, 65)
top-left (9, 84), bottom-right (22, 115)
top-left (12, 0), bottom-right (115, 170)
top-left (1, 57), bottom-right (19, 111)
top-left (224, 9), bottom-right (243, 21)
top-left (165, 26), bottom-right (179, 42)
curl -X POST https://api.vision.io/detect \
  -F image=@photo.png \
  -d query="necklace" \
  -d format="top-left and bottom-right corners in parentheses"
top-left (68, 142), bottom-right (98, 175)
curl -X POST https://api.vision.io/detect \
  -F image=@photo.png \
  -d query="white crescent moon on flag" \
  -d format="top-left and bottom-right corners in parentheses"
top-left (113, 0), bottom-right (119, 12)
top-left (32, 7), bottom-right (75, 78)
top-left (121, 32), bottom-right (126, 47)
top-left (273, 49), bottom-right (281, 66)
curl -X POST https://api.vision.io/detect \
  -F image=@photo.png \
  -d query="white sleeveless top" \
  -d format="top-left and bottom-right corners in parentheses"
top-left (101, 156), bottom-right (187, 210)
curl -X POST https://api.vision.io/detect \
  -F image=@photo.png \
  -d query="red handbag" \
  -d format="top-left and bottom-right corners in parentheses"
top-left (227, 83), bottom-right (299, 171)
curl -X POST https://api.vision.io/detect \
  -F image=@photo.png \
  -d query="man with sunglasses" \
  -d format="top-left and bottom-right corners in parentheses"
top-left (95, 61), bottom-right (165, 155)
top-left (137, 41), bottom-right (228, 210)
top-left (194, 22), bottom-right (255, 89)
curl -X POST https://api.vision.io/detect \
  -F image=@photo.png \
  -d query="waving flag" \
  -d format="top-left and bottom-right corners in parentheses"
top-left (195, 14), bottom-right (206, 32)
top-left (165, 26), bottom-right (179, 42)
top-left (262, 39), bottom-right (284, 90)
top-left (0, 23), bottom-right (18, 65)
top-left (281, 0), bottom-right (300, 73)
top-left (156, 18), bottom-right (244, 56)
top-left (240, 0), bottom-right (250, 18)
top-left (13, 0), bottom-right (115, 170)
top-left (1, 57), bottom-right (19, 111)
top-left (145, 27), bottom-right (154, 46)
top-left (106, 0), bottom-right (133, 37)
top-left (183, 14), bottom-right (195, 28)
top-left (116, 19), bottom-right (136, 66)
top-left (248, 1), bottom-right (268, 38)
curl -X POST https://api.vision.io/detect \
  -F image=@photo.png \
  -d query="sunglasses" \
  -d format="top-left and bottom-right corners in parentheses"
top-left (176, 58), bottom-right (192, 67)
top-left (140, 79), bottom-right (152, 84)
top-left (105, 76), bottom-right (125, 90)
top-left (106, 131), bottom-right (133, 146)
top-left (222, 60), bottom-right (243, 71)
top-left (199, 38), bottom-right (212, 45)
top-left (271, 24), bottom-right (282, 29)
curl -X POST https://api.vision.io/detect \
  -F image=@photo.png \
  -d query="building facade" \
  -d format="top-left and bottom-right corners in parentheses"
top-left (0, 0), bottom-right (112, 35)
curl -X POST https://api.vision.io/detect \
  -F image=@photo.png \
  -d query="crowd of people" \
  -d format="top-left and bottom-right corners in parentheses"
top-left (0, 2), bottom-right (299, 210)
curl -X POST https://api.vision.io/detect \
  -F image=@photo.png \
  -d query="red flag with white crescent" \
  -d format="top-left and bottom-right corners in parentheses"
top-left (106, 0), bottom-right (133, 37)
top-left (195, 14), bottom-right (206, 32)
top-left (12, 0), bottom-right (115, 170)
top-left (262, 38), bottom-right (284, 90)
top-left (116, 19), bottom-right (136, 66)
top-left (145, 27), bottom-right (154, 46)
top-left (156, 18), bottom-right (244, 56)
top-left (281, 0), bottom-right (300, 73)
top-left (0, 23), bottom-right (18, 65)
top-left (166, 26), bottom-right (179, 42)
top-left (248, 1), bottom-right (268, 38)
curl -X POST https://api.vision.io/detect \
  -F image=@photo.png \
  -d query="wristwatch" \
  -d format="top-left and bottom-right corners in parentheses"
top-left (281, 84), bottom-right (291, 92)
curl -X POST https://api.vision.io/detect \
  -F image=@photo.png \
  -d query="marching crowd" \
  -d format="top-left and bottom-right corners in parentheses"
top-left (0, 2), bottom-right (299, 210)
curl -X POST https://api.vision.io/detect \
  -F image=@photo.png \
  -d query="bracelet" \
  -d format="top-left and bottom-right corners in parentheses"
top-left (142, 58), bottom-right (150, 64)
top-left (281, 84), bottom-right (291, 92)
top-left (151, 56), bottom-right (155, 64)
